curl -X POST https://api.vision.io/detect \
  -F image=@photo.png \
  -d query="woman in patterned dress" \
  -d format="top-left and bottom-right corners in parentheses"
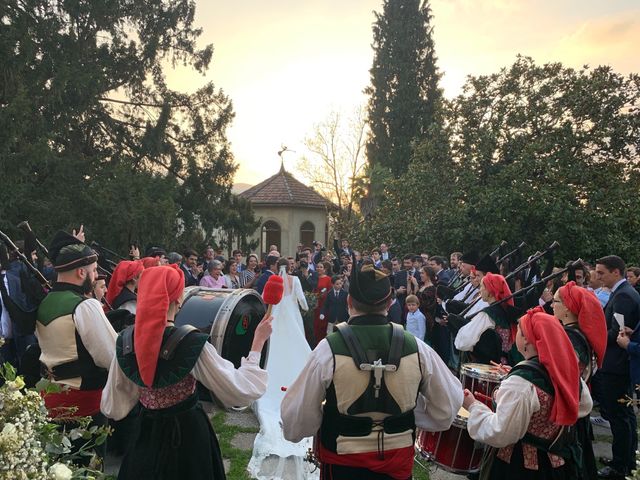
top-left (101, 265), bottom-right (272, 480)
top-left (462, 308), bottom-right (592, 479)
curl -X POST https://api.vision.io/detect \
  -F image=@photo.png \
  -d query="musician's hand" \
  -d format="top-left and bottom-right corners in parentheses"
top-left (462, 389), bottom-right (476, 410)
top-left (129, 245), bottom-right (140, 259)
top-left (490, 360), bottom-right (512, 375)
top-left (540, 288), bottom-right (553, 303)
top-left (397, 286), bottom-right (407, 294)
top-left (72, 225), bottom-right (85, 242)
top-left (252, 314), bottom-right (274, 352)
top-left (621, 326), bottom-right (634, 336)
top-left (617, 331), bottom-right (631, 349)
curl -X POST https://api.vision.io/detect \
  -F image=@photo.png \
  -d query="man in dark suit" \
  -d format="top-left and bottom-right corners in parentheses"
top-left (394, 254), bottom-right (415, 312)
top-left (592, 255), bottom-right (640, 479)
top-left (428, 256), bottom-right (452, 285)
top-left (180, 249), bottom-right (201, 287)
top-left (254, 255), bottom-right (278, 295)
top-left (319, 276), bottom-right (349, 334)
top-left (380, 243), bottom-right (393, 261)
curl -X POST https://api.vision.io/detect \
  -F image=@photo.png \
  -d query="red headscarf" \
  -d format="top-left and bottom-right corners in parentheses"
top-left (106, 260), bottom-right (144, 306)
top-left (558, 281), bottom-right (607, 368)
top-left (519, 307), bottom-right (580, 425)
top-left (482, 272), bottom-right (514, 307)
top-left (134, 264), bottom-right (185, 387)
top-left (142, 257), bottom-right (160, 269)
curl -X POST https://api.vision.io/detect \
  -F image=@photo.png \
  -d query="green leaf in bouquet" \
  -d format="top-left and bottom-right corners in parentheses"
top-left (1, 362), bottom-right (17, 381)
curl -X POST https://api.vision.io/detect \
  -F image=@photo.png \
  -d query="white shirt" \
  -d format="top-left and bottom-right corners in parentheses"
top-left (611, 278), bottom-right (626, 294)
top-left (467, 375), bottom-right (593, 448)
top-left (280, 337), bottom-right (463, 442)
top-left (455, 310), bottom-right (494, 351)
top-left (101, 345), bottom-right (268, 420)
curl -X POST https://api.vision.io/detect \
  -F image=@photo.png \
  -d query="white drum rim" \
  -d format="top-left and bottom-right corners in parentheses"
top-left (460, 362), bottom-right (505, 382)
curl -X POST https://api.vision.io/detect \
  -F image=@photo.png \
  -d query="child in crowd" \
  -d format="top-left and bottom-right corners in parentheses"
top-left (406, 294), bottom-right (426, 341)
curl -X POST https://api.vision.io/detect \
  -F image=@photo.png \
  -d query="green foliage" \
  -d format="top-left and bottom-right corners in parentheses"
top-left (366, 0), bottom-right (442, 180)
top-left (0, 0), bottom-right (256, 253)
top-left (369, 56), bottom-right (640, 262)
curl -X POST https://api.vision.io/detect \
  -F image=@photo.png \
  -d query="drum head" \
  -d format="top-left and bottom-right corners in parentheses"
top-left (175, 287), bottom-right (268, 369)
top-left (460, 362), bottom-right (504, 382)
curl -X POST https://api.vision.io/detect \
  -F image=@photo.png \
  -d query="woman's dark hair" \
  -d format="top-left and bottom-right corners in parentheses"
top-left (277, 257), bottom-right (289, 269)
top-left (421, 266), bottom-right (437, 284)
top-left (225, 259), bottom-right (237, 274)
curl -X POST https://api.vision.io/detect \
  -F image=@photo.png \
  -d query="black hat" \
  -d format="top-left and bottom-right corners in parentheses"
top-left (145, 246), bottom-right (166, 258)
top-left (475, 254), bottom-right (499, 274)
top-left (49, 231), bottom-right (98, 272)
top-left (460, 250), bottom-right (480, 266)
top-left (349, 263), bottom-right (392, 306)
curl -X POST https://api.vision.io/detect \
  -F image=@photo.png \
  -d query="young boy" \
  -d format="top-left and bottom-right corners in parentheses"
top-left (405, 294), bottom-right (426, 341)
top-left (320, 276), bottom-right (349, 334)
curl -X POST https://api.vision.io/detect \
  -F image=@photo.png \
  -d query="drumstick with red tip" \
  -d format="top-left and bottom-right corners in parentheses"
top-left (262, 275), bottom-right (284, 316)
top-left (473, 391), bottom-right (495, 410)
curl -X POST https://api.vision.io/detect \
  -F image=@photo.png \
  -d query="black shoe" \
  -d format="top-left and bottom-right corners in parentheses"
top-left (597, 466), bottom-right (625, 479)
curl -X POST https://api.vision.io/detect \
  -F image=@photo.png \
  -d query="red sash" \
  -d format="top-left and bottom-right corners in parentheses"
top-left (318, 442), bottom-right (414, 479)
top-left (42, 388), bottom-right (102, 418)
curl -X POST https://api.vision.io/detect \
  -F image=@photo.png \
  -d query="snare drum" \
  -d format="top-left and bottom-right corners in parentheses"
top-left (460, 363), bottom-right (505, 407)
top-left (416, 408), bottom-right (484, 473)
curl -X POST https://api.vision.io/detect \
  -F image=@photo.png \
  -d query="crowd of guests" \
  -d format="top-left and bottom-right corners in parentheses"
top-left (2, 228), bottom-right (640, 479)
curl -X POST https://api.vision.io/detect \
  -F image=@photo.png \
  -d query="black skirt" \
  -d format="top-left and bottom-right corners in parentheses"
top-left (118, 394), bottom-right (226, 480)
top-left (487, 442), bottom-right (571, 480)
top-left (576, 415), bottom-right (598, 480)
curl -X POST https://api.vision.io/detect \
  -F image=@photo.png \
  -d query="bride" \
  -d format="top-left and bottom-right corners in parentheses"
top-left (248, 258), bottom-right (318, 479)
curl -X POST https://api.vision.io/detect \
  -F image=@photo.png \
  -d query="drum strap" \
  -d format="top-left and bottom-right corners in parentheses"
top-left (336, 322), bottom-right (405, 368)
top-left (336, 322), bottom-right (368, 367)
top-left (336, 322), bottom-right (405, 399)
top-left (120, 324), bottom-right (199, 360)
top-left (160, 325), bottom-right (199, 360)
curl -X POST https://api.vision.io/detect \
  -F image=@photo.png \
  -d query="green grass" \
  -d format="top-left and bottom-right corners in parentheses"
top-left (412, 456), bottom-right (431, 479)
top-left (211, 410), bottom-right (259, 480)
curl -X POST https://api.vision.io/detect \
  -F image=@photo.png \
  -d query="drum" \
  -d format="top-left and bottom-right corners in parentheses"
top-left (460, 363), bottom-right (505, 407)
top-left (416, 408), bottom-right (484, 473)
top-left (175, 287), bottom-right (269, 370)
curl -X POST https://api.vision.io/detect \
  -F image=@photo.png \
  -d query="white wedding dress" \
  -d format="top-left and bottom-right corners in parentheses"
top-left (248, 267), bottom-right (319, 479)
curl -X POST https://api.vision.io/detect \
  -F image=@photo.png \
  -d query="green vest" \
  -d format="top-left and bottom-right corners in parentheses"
top-left (37, 289), bottom-right (106, 390)
top-left (321, 315), bottom-right (422, 456)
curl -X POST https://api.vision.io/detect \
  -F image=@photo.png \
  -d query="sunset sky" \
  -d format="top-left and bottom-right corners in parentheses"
top-left (165, 0), bottom-right (640, 185)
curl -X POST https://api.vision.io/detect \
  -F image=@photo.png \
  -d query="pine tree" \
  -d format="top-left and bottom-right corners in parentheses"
top-left (365, 0), bottom-right (442, 179)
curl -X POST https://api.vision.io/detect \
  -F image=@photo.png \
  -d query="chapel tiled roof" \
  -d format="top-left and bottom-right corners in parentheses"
top-left (239, 164), bottom-right (329, 208)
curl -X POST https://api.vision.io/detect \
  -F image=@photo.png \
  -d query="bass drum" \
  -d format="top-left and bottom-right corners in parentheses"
top-left (175, 286), bottom-right (269, 372)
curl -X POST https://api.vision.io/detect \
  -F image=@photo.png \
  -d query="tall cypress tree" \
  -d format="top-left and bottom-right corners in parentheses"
top-left (365, 0), bottom-right (441, 179)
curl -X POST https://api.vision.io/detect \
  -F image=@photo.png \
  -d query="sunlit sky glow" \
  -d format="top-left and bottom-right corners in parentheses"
top-left (165, 0), bottom-right (640, 185)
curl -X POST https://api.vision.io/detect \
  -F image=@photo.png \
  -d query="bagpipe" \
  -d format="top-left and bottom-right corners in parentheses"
top-left (438, 240), bottom-right (513, 302)
top-left (448, 256), bottom-right (580, 335)
top-left (90, 240), bottom-right (125, 276)
top-left (443, 240), bottom-right (559, 319)
top-left (0, 225), bottom-right (51, 335)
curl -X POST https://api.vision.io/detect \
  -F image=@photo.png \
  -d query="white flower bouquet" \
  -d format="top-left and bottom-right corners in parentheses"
top-left (0, 361), bottom-right (112, 479)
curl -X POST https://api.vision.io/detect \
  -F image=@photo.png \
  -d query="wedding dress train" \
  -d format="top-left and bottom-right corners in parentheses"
top-left (247, 267), bottom-right (319, 479)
